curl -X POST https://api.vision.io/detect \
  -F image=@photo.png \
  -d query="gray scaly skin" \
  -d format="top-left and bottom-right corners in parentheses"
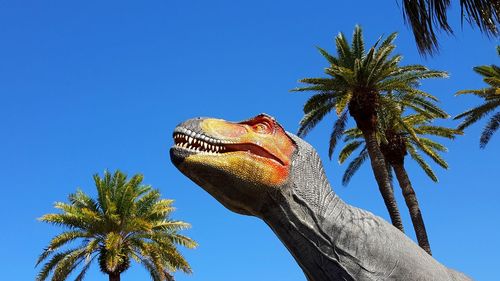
top-left (170, 114), bottom-right (471, 281)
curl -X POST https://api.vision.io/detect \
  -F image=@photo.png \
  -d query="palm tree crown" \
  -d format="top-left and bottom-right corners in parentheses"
top-left (293, 25), bottom-right (448, 145)
top-left (36, 170), bottom-right (197, 281)
top-left (454, 46), bottom-right (500, 148)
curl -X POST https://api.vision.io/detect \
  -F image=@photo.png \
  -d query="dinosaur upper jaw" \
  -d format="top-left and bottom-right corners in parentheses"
top-left (170, 126), bottom-right (285, 166)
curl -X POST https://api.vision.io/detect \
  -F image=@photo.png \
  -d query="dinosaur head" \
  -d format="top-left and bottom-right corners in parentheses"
top-left (170, 114), bottom-right (296, 216)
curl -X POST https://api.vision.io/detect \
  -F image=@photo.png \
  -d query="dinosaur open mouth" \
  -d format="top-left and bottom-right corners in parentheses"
top-left (173, 129), bottom-right (284, 165)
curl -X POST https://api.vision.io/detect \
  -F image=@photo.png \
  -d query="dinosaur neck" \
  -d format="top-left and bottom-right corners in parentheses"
top-left (259, 136), bottom-right (468, 281)
top-left (261, 144), bottom-right (358, 280)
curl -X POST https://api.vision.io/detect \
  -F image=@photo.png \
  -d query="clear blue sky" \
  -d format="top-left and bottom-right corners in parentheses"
top-left (1, 1), bottom-right (498, 280)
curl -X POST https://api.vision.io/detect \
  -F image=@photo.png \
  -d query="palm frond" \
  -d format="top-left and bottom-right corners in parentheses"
top-left (407, 144), bottom-right (439, 182)
top-left (151, 220), bottom-right (191, 232)
top-left (366, 42), bottom-right (397, 85)
top-left (316, 46), bottom-right (338, 65)
top-left (73, 255), bottom-right (96, 281)
top-left (334, 91), bottom-right (352, 115)
top-left (326, 64), bottom-right (355, 85)
top-left (398, 87), bottom-right (440, 101)
top-left (455, 88), bottom-right (497, 97)
top-left (36, 248), bottom-right (79, 281)
top-left (69, 189), bottom-right (99, 212)
top-left (51, 248), bottom-right (86, 281)
top-left (167, 234), bottom-right (198, 249)
top-left (402, 0), bottom-right (499, 55)
top-left (379, 70), bottom-right (448, 92)
top-left (36, 231), bottom-right (89, 266)
top-left (455, 100), bottom-right (500, 129)
top-left (480, 111), bottom-right (500, 148)
top-left (460, 0), bottom-right (500, 36)
top-left (38, 213), bottom-right (89, 230)
top-left (403, 113), bottom-right (430, 126)
top-left (398, 94), bottom-right (449, 118)
top-left (414, 140), bottom-right (449, 169)
top-left (351, 25), bottom-right (365, 59)
top-left (414, 125), bottom-right (463, 139)
top-left (474, 65), bottom-right (499, 79)
top-left (159, 247), bottom-right (192, 274)
top-left (378, 32), bottom-right (398, 51)
top-left (297, 103), bottom-right (334, 137)
top-left (342, 148), bottom-right (369, 186)
top-left (368, 54), bottom-right (402, 85)
top-left (138, 257), bottom-right (163, 281)
top-left (302, 92), bottom-right (339, 114)
top-left (338, 141), bottom-right (364, 164)
top-left (402, 122), bottom-right (449, 169)
top-left (416, 137), bottom-right (448, 152)
top-left (328, 111), bottom-right (349, 159)
top-left (335, 32), bottom-right (354, 66)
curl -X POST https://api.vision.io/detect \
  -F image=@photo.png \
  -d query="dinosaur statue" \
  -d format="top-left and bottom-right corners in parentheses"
top-left (170, 113), bottom-right (471, 281)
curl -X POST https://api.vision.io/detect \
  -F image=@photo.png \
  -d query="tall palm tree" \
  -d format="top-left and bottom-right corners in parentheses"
top-left (339, 108), bottom-right (461, 255)
top-left (36, 170), bottom-right (197, 281)
top-left (400, 0), bottom-right (499, 55)
top-left (292, 25), bottom-right (448, 232)
top-left (455, 46), bottom-right (500, 148)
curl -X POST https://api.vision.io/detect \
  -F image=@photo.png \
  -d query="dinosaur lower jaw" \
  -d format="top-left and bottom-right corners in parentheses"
top-left (172, 131), bottom-right (284, 165)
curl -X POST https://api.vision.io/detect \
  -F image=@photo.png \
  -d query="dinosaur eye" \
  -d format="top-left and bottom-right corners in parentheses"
top-left (253, 121), bottom-right (272, 134)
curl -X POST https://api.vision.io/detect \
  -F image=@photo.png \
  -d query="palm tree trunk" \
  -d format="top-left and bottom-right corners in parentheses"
top-left (109, 273), bottom-right (120, 281)
top-left (362, 129), bottom-right (405, 232)
top-left (392, 162), bottom-right (432, 255)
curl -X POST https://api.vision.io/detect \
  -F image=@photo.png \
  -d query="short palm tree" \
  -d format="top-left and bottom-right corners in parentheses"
top-left (339, 108), bottom-right (461, 255)
top-left (292, 25), bottom-right (448, 232)
top-left (36, 170), bottom-right (197, 281)
top-left (454, 46), bottom-right (500, 148)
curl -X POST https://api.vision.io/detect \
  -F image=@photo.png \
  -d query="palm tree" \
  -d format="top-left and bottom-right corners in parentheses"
top-left (339, 108), bottom-right (461, 255)
top-left (292, 25), bottom-right (448, 232)
top-left (400, 0), bottom-right (499, 55)
top-left (36, 170), bottom-right (197, 281)
top-left (455, 46), bottom-right (500, 148)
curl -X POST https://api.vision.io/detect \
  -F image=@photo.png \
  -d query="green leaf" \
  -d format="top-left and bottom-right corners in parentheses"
top-left (317, 47), bottom-right (338, 65)
top-left (303, 92), bottom-right (339, 114)
top-left (342, 149), bottom-right (369, 186)
top-left (328, 112), bottom-right (349, 159)
top-left (297, 102), bottom-right (334, 137)
top-left (479, 112), bottom-right (500, 148)
top-left (335, 91), bottom-right (352, 116)
top-left (338, 141), bottom-right (364, 164)
top-left (455, 100), bottom-right (500, 130)
top-left (407, 145), bottom-right (438, 182)
top-left (351, 25), bottom-right (365, 59)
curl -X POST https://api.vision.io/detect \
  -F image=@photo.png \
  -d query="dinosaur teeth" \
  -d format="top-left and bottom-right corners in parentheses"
top-left (174, 130), bottom-right (232, 155)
